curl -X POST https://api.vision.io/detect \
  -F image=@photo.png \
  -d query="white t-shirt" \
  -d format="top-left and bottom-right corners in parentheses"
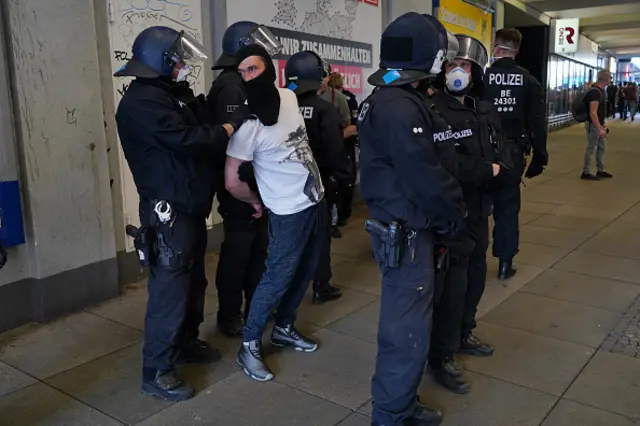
top-left (227, 88), bottom-right (324, 215)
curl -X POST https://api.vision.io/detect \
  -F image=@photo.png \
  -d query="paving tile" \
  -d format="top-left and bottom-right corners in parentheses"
top-left (519, 225), bottom-right (592, 249)
top-left (520, 201), bottom-right (561, 214)
top-left (0, 312), bottom-right (142, 379)
top-left (136, 372), bottom-right (351, 426)
top-left (326, 300), bottom-right (380, 344)
top-left (526, 214), bottom-right (609, 234)
top-left (482, 292), bottom-right (621, 348)
top-left (331, 230), bottom-right (373, 258)
top-left (618, 204), bottom-right (640, 226)
top-left (514, 242), bottom-right (571, 269)
top-left (522, 269), bottom-right (640, 313)
top-left (331, 255), bottom-right (381, 296)
top-left (565, 351), bottom-right (640, 419)
top-left (0, 361), bottom-right (37, 398)
top-left (519, 211), bottom-right (544, 226)
top-left (476, 260), bottom-right (544, 319)
top-left (270, 329), bottom-right (376, 410)
top-left (0, 382), bottom-right (122, 426)
top-left (418, 371), bottom-right (557, 426)
top-left (548, 204), bottom-right (626, 221)
top-left (578, 222), bottom-right (640, 260)
top-left (554, 250), bottom-right (640, 284)
top-left (46, 343), bottom-right (237, 425)
top-left (88, 283), bottom-right (218, 331)
top-left (337, 412), bottom-right (371, 426)
top-left (297, 288), bottom-right (378, 328)
top-left (541, 399), bottom-right (640, 426)
top-left (460, 322), bottom-right (594, 396)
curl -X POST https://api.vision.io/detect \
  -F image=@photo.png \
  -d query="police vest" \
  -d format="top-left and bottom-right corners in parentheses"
top-left (483, 67), bottom-right (528, 137)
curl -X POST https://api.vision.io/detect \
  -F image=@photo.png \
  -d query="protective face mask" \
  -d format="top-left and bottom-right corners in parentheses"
top-left (446, 67), bottom-right (470, 92)
top-left (176, 65), bottom-right (190, 82)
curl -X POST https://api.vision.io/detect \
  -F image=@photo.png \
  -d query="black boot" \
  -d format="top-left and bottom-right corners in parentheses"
top-left (498, 259), bottom-right (517, 280)
top-left (141, 368), bottom-right (194, 401)
top-left (177, 339), bottom-right (222, 365)
top-left (312, 281), bottom-right (343, 304)
top-left (428, 358), bottom-right (470, 394)
top-left (459, 334), bottom-right (494, 357)
top-left (405, 400), bottom-right (443, 425)
top-left (217, 315), bottom-right (244, 339)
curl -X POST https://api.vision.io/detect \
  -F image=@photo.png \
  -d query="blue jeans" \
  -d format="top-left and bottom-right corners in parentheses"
top-left (243, 200), bottom-right (327, 342)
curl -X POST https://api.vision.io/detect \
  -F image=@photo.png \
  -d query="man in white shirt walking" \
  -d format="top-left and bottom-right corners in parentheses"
top-left (225, 44), bottom-right (326, 382)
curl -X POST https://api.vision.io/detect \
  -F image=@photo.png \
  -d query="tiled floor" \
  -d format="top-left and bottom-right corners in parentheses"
top-left (2, 119), bottom-right (640, 425)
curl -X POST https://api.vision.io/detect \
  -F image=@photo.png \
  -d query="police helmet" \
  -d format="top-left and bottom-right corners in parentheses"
top-left (419, 14), bottom-right (459, 63)
top-left (213, 21), bottom-right (282, 70)
top-left (285, 51), bottom-right (324, 94)
top-left (114, 26), bottom-right (209, 78)
top-left (453, 34), bottom-right (488, 69)
top-left (369, 12), bottom-right (449, 87)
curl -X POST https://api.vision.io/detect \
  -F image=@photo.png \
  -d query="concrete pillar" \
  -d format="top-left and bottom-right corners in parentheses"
top-left (385, 0), bottom-right (435, 27)
top-left (0, 0), bottom-right (117, 331)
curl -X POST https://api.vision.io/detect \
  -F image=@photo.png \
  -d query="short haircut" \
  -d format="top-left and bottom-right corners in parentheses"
top-left (495, 28), bottom-right (522, 51)
top-left (597, 70), bottom-right (611, 83)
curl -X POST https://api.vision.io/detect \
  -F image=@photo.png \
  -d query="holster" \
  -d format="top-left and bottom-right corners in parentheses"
top-left (365, 219), bottom-right (404, 268)
top-left (126, 224), bottom-right (156, 268)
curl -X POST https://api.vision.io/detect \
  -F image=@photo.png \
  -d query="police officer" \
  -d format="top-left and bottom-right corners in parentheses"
top-left (206, 21), bottom-right (281, 337)
top-left (285, 51), bottom-right (351, 304)
top-left (327, 72), bottom-right (359, 226)
top-left (428, 34), bottom-right (501, 394)
top-left (358, 12), bottom-right (466, 426)
top-left (483, 28), bottom-right (548, 280)
top-left (114, 26), bottom-right (247, 400)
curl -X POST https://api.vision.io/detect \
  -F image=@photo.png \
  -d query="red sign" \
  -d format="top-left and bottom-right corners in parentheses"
top-left (276, 60), bottom-right (364, 95)
top-left (358, 0), bottom-right (379, 5)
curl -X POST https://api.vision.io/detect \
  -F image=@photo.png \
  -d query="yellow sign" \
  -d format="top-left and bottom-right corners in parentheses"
top-left (437, 0), bottom-right (493, 52)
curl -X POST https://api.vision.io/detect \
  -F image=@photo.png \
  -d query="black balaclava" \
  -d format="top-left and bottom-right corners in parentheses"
top-left (236, 44), bottom-right (280, 126)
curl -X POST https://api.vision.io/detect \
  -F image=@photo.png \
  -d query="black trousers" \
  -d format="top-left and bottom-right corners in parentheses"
top-left (492, 143), bottom-right (526, 261)
top-left (140, 200), bottom-right (208, 372)
top-left (215, 216), bottom-right (268, 323)
top-left (370, 230), bottom-right (435, 426)
top-left (313, 200), bottom-right (334, 284)
top-left (430, 231), bottom-right (476, 362)
top-left (619, 99), bottom-right (626, 118)
top-left (462, 217), bottom-right (490, 336)
top-left (337, 140), bottom-right (357, 222)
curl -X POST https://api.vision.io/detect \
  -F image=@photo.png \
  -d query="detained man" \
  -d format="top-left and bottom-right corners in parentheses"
top-left (225, 44), bottom-right (327, 382)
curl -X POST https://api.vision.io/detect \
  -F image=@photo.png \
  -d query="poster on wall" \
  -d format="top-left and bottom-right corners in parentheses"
top-left (434, 0), bottom-right (493, 53)
top-left (226, 0), bottom-right (382, 100)
top-left (106, 0), bottom-right (215, 250)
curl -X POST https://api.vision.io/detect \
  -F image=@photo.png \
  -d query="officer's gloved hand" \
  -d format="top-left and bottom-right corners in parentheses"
top-left (525, 158), bottom-right (545, 179)
top-left (238, 162), bottom-right (259, 192)
top-left (228, 104), bottom-right (251, 131)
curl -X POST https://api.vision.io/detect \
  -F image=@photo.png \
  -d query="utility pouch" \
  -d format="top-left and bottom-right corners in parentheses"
top-left (126, 224), bottom-right (156, 268)
top-left (365, 219), bottom-right (403, 268)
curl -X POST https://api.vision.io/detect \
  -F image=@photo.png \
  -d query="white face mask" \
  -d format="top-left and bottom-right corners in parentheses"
top-left (446, 67), bottom-right (470, 92)
top-left (176, 65), bottom-right (190, 82)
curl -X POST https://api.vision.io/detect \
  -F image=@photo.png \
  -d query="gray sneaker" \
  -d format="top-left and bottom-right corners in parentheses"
top-left (271, 324), bottom-right (318, 352)
top-left (237, 340), bottom-right (274, 382)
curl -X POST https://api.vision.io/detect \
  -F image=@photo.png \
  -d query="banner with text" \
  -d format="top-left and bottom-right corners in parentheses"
top-left (434, 0), bottom-right (493, 52)
top-left (268, 26), bottom-right (373, 95)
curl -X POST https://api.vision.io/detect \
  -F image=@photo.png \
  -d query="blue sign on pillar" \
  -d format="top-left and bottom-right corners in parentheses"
top-left (0, 180), bottom-right (26, 247)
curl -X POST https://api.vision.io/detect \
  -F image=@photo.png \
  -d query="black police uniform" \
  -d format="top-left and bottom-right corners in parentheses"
top-left (360, 83), bottom-right (466, 425)
top-left (483, 58), bottom-right (547, 275)
top-left (338, 88), bottom-right (359, 223)
top-left (116, 78), bottom-right (229, 378)
top-left (429, 91), bottom-right (497, 390)
top-left (206, 69), bottom-right (268, 332)
top-left (297, 92), bottom-right (352, 292)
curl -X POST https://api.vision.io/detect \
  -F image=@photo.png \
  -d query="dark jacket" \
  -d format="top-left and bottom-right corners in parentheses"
top-left (206, 69), bottom-right (256, 221)
top-left (357, 85), bottom-right (466, 234)
top-left (432, 91), bottom-right (497, 221)
top-left (483, 58), bottom-right (548, 165)
top-left (115, 78), bottom-right (228, 218)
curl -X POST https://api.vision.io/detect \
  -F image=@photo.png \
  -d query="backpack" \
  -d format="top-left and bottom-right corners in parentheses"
top-left (571, 87), bottom-right (602, 123)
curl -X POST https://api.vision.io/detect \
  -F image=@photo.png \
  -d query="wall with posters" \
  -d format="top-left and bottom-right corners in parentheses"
top-left (434, 0), bottom-right (493, 51)
top-left (226, 0), bottom-right (382, 101)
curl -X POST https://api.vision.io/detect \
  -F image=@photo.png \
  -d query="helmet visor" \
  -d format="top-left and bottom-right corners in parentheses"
top-left (454, 35), bottom-right (488, 69)
top-left (246, 25), bottom-right (282, 56)
top-left (445, 31), bottom-right (460, 62)
top-left (175, 31), bottom-right (209, 61)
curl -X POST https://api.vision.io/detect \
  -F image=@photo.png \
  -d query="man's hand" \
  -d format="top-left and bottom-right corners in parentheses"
top-left (222, 123), bottom-right (234, 137)
top-left (251, 202), bottom-right (264, 219)
top-left (492, 163), bottom-right (501, 177)
top-left (598, 127), bottom-right (606, 138)
top-left (525, 159), bottom-right (545, 179)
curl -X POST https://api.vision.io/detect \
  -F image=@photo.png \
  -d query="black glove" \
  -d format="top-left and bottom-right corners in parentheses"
top-left (238, 162), bottom-right (258, 192)
top-left (525, 158), bottom-right (545, 179)
top-left (228, 104), bottom-right (251, 131)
